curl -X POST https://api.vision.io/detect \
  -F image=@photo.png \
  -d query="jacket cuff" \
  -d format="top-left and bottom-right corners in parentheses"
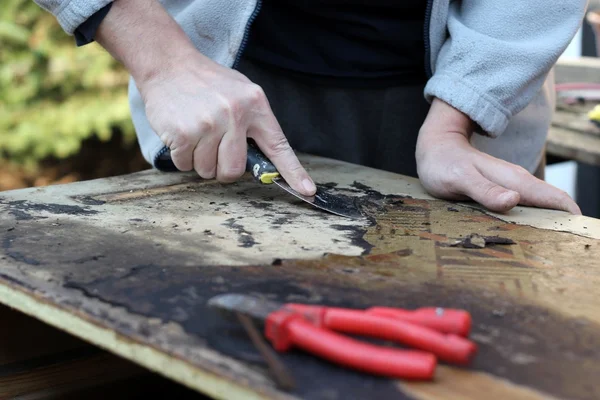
top-left (56, 0), bottom-right (114, 35)
top-left (74, 2), bottom-right (113, 46)
top-left (424, 72), bottom-right (511, 138)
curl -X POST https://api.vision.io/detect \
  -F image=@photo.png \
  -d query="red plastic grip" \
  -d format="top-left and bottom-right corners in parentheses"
top-left (365, 306), bottom-right (472, 337)
top-left (265, 309), bottom-right (436, 380)
top-left (323, 309), bottom-right (477, 365)
top-left (284, 305), bottom-right (476, 365)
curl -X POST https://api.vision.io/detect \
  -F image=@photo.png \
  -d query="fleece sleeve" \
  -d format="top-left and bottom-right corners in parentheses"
top-left (424, 0), bottom-right (588, 137)
top-left (32, 0), bottom-right (114, 35)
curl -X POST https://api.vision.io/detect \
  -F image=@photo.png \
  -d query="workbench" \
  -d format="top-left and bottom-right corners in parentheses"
top-left (549, 57), bottom-right (600, 165)
top-left (548, 104), bottom-right (600, 166)
top-left (0, 155), bottom-right (599, 400)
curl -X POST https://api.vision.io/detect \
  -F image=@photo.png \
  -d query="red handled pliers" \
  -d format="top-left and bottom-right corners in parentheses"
top-left (208, 293), bottom-right (477, 380)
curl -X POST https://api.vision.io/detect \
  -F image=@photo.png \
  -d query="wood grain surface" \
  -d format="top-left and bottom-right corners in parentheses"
top-left (0, 155), bottom-right (598, 400)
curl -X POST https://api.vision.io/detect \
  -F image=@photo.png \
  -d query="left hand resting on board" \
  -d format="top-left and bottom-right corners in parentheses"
top-left (415, 98), bottom-right (581, 215)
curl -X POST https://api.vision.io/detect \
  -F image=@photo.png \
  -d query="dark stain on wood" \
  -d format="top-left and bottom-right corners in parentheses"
top-left (0, 273), bottom-right (37, 292)
top-left (449, 234), bottom-right (516, 249)
top-left (71, 196), bottom-right (107, 206)
top-left (319, 182), bottom-right (338, 189)
top-left (223, 218), bottom-right (258, 248)
top-left (3, 233), bottom-right (43, 266)
top-left (62, 260), bottom-right (600, 400)
top-left (1, 200), bottom-right (99, 221)
top-left (330, 225), bottom-right (373, 255)
top-left (271, 214), bottom-right (300, 227)
top-left (63, 265), bottom-right (411, 399)
top-left (0, 218), bottom-right (225, 277)
top-left (248, 201), bottom-right (274, 210)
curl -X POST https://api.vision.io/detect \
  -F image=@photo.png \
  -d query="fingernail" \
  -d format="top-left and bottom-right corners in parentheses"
top-left (499, 191), bottom-right (519, 205)
top-left (302, 178), bottom-right (316, 194)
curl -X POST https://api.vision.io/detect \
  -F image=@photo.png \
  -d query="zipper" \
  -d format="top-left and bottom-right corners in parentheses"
top-left (423, 0), bottom-right (434, 78)
top-left (154, 0), bottom-right (263, 171)
top-left (232, 0), bottom-right (263, 69)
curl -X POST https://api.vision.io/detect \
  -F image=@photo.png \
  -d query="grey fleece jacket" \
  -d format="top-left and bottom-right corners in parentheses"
top-left (34, 0), bottom-right (588, 174)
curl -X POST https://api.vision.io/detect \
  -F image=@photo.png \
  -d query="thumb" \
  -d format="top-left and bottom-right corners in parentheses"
top-left (456, 172), bottom-right (521, 213)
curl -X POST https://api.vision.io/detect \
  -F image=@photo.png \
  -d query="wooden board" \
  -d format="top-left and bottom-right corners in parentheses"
top-left (0, 155), bottom-right (599, 400)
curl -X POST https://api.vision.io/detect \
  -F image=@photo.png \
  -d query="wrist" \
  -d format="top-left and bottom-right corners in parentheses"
top-left (421, 98), bottom-right (474, 140)
top-left (416, 98), bottom-right (475, 163)
top-left (95, 0), bottom-right (202, 86)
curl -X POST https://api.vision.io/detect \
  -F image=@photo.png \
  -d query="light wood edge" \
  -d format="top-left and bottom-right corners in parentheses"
top-left (0, 282), bottom-right (287, 400)
top-left (399, 366), bottom-right (560, 400)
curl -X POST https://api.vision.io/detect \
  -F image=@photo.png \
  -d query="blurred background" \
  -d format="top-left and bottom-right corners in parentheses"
top-left (548, 0), bottom-right (600, 218)
top-left (0, 0), bottom-right (147, 191)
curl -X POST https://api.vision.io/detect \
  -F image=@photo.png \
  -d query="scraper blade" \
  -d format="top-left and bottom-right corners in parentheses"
top-left (272, 177), bottom-right (363, 219)
top-left (246, 139), bottom-right (363, 219)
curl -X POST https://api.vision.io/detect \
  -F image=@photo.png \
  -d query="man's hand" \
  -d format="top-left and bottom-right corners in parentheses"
top-left (138, 52), bottom-right (318, 193)
top-left (95, 0), bottom-right (316, 196)
top-left (416, 98), bottom-right (581, 215)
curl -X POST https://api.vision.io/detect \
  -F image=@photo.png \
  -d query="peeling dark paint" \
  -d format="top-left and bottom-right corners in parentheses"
top-left (271, 215), bottom-right (299, 226)
top-left (72, 196), bottom-right (106, 206)
top-left (449, 234), bottom-right (517, 249)
top-left (3, 234), bottom-right (43, 265)
top-left (330, 224), bottom-right (373, 255)
top-left (248, 201), bottom-right (273, 210)
top-left (57, 261), bottom-right (600, 400)
top-left (223, 218), bottom-right (258, 248)
top-left (0, 272), bottom-right (36, 291)
top-left (70, 255), bottom-right (106, 264)
top-left (2, 200), bottom-right (98, 221)
top-left (319, 182), bottom-right (338, 189)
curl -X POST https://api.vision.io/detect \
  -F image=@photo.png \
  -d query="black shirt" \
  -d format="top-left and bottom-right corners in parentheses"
top-left (76, 1), bottom-right (428, 87)
top-left (242, 0), bottom-right (428, 87)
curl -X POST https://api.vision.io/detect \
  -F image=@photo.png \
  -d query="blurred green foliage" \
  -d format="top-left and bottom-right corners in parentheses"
top-left (1, 0), bottom-right (135, 167)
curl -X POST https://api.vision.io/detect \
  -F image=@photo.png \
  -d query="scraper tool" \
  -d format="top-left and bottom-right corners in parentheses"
top-left (245, 139), bottom-right (362, 219)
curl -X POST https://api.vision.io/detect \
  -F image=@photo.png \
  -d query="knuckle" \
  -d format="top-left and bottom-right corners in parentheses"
top-left (269, 134), bottom-right (293, 156)
top-left (214, 94), bottom-right (233, 119)
top-left (217, 151), bottom-right (247, 182)
top-left (513, 165), bottom-right (531, 178)
top-left (247, 84), bottom-right (267, 104)
top-left (169, 148), bottom-right (193, 171)
top-left (267, 136), bottom-right (304, 174)
top-left (192, 142), bottom-right (217, 178)
top-left (219, 165), bottom-right (245, 182)
top-left (196, 166), bottom-right (216, 180)
top-left (482, 184), bottom-right (501, 199)
top-left (198, 115), bottom-right (217, 133)
top-left (169, 124), bottom-right (196, 149)
top-left (227, 101), bottom-right (242, 120)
